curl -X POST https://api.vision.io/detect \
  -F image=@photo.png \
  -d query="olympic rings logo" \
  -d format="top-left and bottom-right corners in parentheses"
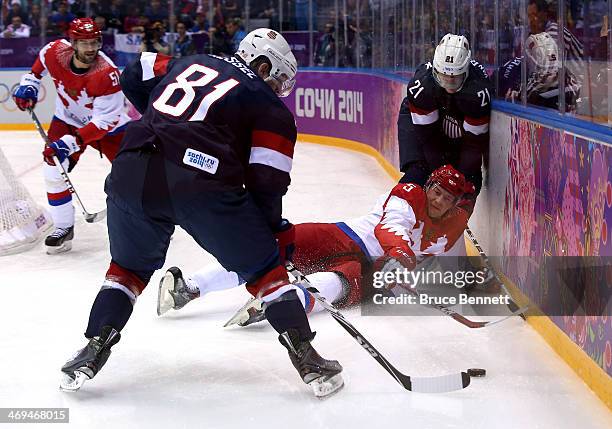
top-left (0, 80), bottom-right (47, 112)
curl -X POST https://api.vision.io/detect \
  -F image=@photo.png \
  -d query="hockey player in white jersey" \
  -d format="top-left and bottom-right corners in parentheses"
top-left (12, 18), bottom-right (129, 253)
top-left (158, 165), bottom-right (477, 324)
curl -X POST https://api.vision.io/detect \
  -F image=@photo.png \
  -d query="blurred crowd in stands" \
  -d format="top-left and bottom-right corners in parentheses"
top-left (0, 0), bottom-right (254, 57)
top-left (0, 0), bottom-right (610, 124)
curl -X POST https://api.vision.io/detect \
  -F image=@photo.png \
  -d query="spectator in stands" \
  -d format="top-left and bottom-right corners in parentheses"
top-left (175, 0), bottom-right (197, 25)
top-left (141, 20), bottom-right (170, 54)
top-left (7, 0), bottom-right (28, 25)
top-left (221, 0), bottom-right (240, 20)
top-left (174, 21), bottom-right (196, 57)
top-left (50, 1), bottom-right (76, 35)
top-left (295, 0), bottom-right (316, 31)
top-left (527, 0), bottom-right (584, 84)
top-left (28, 3), bottom-right (43, 37)
top-left (145, 0), bottom-right (169, 27)
top-left (101, 0), bottom-right (126, 33)
top-left (95, 15), bottom-right (113, 35)
top-left (190, 12), bottom-right (209, 33)
top-left (1, 15), bottom-right (31, 38)
top-left (225, 17), bottom-right (246, 52)
top-left (123, 6), bottom-right (142, 33)
top-left (255, 1), bottom-right (279, 29)
top-left (315, 23), bottom-right (336, 66)
top-left (208, 24), bottom-right (231, 55)
top-left (70, 0), bottom-right (103, 17)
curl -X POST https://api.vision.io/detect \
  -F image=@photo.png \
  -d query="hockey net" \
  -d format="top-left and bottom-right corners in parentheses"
top-left (0, 146), bottom-right (52, 256)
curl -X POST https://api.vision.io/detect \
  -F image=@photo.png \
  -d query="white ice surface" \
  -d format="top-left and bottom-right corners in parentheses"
top-left (0, 133), bottom-right (611, 429)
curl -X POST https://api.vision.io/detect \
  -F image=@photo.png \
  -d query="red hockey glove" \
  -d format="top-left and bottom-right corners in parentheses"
top-left (274, 219), bottom-right (295, 264)
top-left (382, 247), bottom-right (417, 272)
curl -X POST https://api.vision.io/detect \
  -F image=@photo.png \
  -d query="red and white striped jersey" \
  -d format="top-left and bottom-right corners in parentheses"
top-left (31, 39), bottom-right (130, 143)
top-left (343, 183), bottom-right (468, 260)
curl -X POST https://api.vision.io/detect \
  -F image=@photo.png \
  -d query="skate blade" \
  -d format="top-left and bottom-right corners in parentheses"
top-left (157, 272), bottom-right (176, 316)
top-left (46, 241), bottom-right (72, 255)
top-left (223, 297), bottom-right (261, 327)
top-left (309, 373), bottom-right (344, 398)
top-left (59, 371), bottom-right (89, 392)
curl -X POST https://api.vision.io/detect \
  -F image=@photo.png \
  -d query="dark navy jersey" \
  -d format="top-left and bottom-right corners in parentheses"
top-left (402, 60), bottom-right (492, 141)
top-left (119, 52), bottom-right (297, 228)
top-left (498, 57), bottom-right (522, 97)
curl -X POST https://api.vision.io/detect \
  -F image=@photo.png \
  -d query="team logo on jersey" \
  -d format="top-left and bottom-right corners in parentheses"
top-left (183, 148), bottom-right (219, 175)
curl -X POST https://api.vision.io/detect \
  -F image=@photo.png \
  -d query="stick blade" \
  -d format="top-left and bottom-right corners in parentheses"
top-left (409, 371), bottom-right (471, 393)
top-left (84, 209), bottom-right (107, 223)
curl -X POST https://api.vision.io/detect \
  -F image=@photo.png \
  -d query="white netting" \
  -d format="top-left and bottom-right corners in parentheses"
top-left (0, 146), bottom-right (53, 256)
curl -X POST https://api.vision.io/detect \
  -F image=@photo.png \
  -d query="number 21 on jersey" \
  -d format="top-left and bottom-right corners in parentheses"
top-left (153, 64), bottom-right (239, 121)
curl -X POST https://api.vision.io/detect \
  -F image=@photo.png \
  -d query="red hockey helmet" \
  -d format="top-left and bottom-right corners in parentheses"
top-left (426, 165), bottom-right (475, 198)
top-left (69, 18), bottom-right (101, 40)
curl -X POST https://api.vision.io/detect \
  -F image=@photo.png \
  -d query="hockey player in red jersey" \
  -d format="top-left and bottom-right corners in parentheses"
top-left (13, 18), bottom-right (129, 254)
top-left (158, 165), bottom-right (476, 324)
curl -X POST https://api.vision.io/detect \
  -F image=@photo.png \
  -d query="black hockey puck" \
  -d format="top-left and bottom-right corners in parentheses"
top-left (467, 368), bottom-right (486, 377)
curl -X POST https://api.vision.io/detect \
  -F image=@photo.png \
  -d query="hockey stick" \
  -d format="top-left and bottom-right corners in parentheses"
top-left (464, 227), bottom-right (526, 320)
top-left (29, 109), bottom-right (106, 223)
top-left (285, 261), bottom-right (471, 393)
top-left (398, 284), bottom-right (528, 329)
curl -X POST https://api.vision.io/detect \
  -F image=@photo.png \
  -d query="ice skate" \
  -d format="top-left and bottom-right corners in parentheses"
top-left (59, 326), bottom-right (120, 392)
top-left (279, 329), bottom-right (344, 398)
top-left (223, 297), bottom-right (265, 327)
top-left (157, 267), bottom-right (200, 316)
top-left (45, 226), bottom-right (73, 254)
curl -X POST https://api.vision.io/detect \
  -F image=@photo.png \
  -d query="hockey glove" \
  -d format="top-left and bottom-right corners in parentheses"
top-left (13, 73), bottom-right (41, 111)
top-left (43, 135), bottom-right (81, 166)
top-left (274, 219), bottom-right (295, 264)
top-left (382, 247), bottom-right (417, 271)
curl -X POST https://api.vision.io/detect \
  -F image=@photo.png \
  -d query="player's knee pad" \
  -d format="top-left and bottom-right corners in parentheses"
top-left (245, 265), bottom-right (290, 298)
top-left (399, 161), bottom-right (430, 185)
top-left (105, 261), bottom-right (148, 296)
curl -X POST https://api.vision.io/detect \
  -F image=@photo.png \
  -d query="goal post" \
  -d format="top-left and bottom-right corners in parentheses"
top-left (0, 146), bottom-right (52, 256)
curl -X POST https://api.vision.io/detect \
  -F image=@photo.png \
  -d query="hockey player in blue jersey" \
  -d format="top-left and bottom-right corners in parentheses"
top-left (397, 34), bottom-right (492, 201)
top-left (59, 28), bottom-right (343, 397)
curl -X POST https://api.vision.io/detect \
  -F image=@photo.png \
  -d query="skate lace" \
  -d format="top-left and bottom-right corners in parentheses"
top-left (50, 228), bottom-right (70, 238)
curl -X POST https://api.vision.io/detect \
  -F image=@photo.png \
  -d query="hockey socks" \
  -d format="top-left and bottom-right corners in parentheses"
top-left (264, 290), bottom-right (313, 340)
top-left (85, 288), bottom-right (133, 338)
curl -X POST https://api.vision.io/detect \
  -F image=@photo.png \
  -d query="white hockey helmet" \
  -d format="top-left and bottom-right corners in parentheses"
top-left (525, 32), bottom-right (560, 75)
top-left (432, 33), bottom-right (472, 93)
top-left (236, 28), bottom-right (298, 97)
